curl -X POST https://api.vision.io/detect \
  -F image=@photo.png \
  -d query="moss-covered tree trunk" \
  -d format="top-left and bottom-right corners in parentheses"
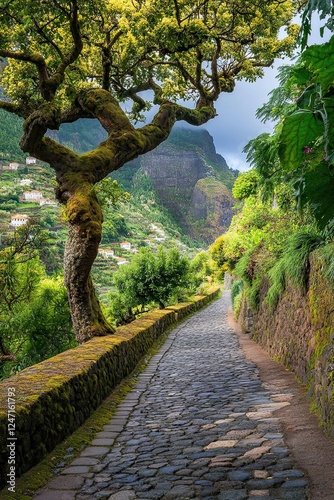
top-left (60, 179), bottom-right (115, 342)
top-left (17, 89), bottom-right (216, 344)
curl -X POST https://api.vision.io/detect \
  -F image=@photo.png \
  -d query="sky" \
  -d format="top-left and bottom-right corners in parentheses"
top-left (195, 16), bottom-right (331, 172)
top-left (203, 66), bottom-right (280, 172)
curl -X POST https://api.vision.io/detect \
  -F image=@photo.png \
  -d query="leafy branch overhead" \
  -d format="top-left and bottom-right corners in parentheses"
top-left (0, 0), bottom-right (300, 343)
top-left (246, 28), bottom-right (334, 232)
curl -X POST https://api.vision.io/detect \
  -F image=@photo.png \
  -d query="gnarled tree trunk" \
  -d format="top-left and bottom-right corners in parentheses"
top-left (18, 89), bottom-right (216, 344)
top-left (60, 179), bottom-right (115, 343)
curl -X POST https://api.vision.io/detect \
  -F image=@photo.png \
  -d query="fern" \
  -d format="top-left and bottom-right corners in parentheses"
top-left (234, 249), bottom-right (254, 285)
top-left (283, 231), bottom-right (323, 289)
top-left (265, 230), bottom-right (323, 308)
top-left (266, 259), bottom-right (286, 308)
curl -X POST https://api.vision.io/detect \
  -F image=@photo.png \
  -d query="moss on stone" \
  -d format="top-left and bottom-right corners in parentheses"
top-left (0, 288), bottom-right (220, 489)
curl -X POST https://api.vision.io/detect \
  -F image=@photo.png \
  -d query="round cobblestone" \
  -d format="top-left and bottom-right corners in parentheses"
top-left (34, 293), bottom-right (309, 499)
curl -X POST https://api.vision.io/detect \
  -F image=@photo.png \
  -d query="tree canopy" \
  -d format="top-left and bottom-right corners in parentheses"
top-left (0, 0), bottom-right (300, 342)
top-left (245, 30), bottom-right (334, 232)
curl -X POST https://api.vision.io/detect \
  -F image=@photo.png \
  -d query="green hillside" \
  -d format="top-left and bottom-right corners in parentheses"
top-left (0, 112), bottom-right (236, 248)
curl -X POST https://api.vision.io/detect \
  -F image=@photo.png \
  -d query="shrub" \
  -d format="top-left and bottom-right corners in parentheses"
top-left (110, 247), bottom-right (190, 323)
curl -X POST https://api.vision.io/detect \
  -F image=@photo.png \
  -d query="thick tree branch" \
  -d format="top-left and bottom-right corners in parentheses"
top-left (0, 49), bottom-right (50, 87)
top-left (0, 99), bottom-right (29, 118)
top-left (77, 89), bottom-right (134, 134)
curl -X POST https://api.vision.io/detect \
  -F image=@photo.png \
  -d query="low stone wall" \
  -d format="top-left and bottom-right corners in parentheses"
top-left (0, 289), bottom-right (219, 489)
top-left (239, 250), bottom-right (334, 435)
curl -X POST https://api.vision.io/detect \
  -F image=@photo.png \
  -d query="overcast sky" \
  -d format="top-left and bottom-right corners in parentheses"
top-left (203, 66), bottom-right (280, 171)
top-left (196, 16), bottom-right (331, 172)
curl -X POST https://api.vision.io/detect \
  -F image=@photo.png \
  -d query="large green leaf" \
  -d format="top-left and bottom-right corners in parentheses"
top-left (303, 36), bottom-right (334, 93)
top-left (279, 110), bottom-right (323, 171)
top-left (301, 161), bottom-right (334, 229)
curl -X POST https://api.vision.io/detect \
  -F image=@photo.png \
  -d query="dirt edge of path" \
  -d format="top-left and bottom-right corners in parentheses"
top-left (227, 308), bottom-right (334, 500)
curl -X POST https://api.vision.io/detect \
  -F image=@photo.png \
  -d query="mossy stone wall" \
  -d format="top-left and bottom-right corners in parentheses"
top-left (239, 251), bottom-right (334, 435)
top-left (0, 290), bottom-right (219, 489)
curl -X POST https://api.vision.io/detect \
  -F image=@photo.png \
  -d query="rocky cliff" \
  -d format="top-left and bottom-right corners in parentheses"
top-left (115, 127), bottom-right (236, 245)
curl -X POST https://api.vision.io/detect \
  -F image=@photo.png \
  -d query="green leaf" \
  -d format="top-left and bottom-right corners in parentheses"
top-left (278, 110), bottom-right (323, 171)
top-left (301, 161), bottom-right (334, 229)
top-left (296, 83), bottom-right (320, 109)
top-left (302, 36), bottom-right (334, 93)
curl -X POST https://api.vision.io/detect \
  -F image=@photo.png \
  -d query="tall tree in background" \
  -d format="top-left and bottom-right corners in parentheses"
top-left (0, 0), bottom-right (299, 342)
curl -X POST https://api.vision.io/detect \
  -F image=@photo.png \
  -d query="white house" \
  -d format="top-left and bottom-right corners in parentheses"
top-left (120, 241), bottom-right (131, 250)
top-left (20, 178), bottom-right (33, 186)
top-left (26, 156), bottom-right (37, 165)
top-left (99, 248), bottom-right (115, 258)
top-left (9, 162), bottom-right (19, 170)
top-left (22, 190), bottom-right (44, 201)
top-left (39, 198), bottom-right (57, 207)
top-left (116, 257), bottom-right (128, 265)
top-left (10, 214), bottom-right (29, 227)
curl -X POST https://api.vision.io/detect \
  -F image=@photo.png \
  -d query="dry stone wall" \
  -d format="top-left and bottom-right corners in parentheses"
top-left (0, 290), bottom-right (219, 489)
top-left (239, 250), bottom-right (334, 436)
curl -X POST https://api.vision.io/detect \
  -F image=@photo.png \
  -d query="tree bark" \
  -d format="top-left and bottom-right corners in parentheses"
top-left (16, 89), bottom-right (216, 344)
top-left (62, 181), bottom-right (115, 343)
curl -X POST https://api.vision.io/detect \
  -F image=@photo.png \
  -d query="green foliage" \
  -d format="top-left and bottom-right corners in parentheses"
top-left (231, 281), bottom-right (243, 318)
top-left (265, 230), bottom-right (323, 309)
top-left (251, 34), bottom-right (334, 233)
top-left (1, 277), bottom-right (75, 379)
top-left (0, 181), bottom-right (21, 204)
top-left (95, 178), bottom-right (130, 208)
top-left (110, 247), bottom-right (190, 322)
top-left (189, 251), bottom-right (213, 290)
top-left (0, 223), bottom-right (75, 379)
top-left (278, 111), bottom-right (323, 171)
top-left (299, 162), bottom-right (334, 229)
top-left (299, 0), bottom-right (333, 49)
top-left (234, 250), bottom-right (254, 286)
top-left (231, 281), bottom-right (243, 306)
top-left (265, 259), bottom-right (286, 308)
top-left (210, 235), bottom-right (227, 268)
top-left (317, 242), bottom-right (334, 284)
top-left (0, 109), bottom-right (25, 160)
top-left (0, 0), bottom-right (298, 110)
top-left (232, 170), bottom-right (259, 200)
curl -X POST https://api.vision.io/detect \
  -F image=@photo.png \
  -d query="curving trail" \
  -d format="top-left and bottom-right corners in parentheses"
top-left (34, 291), bottom-right (334, 499)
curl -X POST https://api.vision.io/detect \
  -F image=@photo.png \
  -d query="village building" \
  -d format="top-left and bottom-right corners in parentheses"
top-left (26, 156), bottom-right (37, 165)
top-left (22, 190), bottom-right (44, 202)
top-left (2, 162), bottom-right (20, 171)
top-left (120, 241), bottom-right (131, 250)
top-left (10, 214), bottom-right (29, 227)
top-left (39, 198), bottom-right (57, 207)
top-left (116, 257), bottom-right (128, 265)
top-left (20, 178), bottom-right (33, 186)
top-left (99, 248), bottom-right (115, 258)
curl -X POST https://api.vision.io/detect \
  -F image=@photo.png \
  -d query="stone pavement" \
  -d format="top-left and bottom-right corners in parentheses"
top-left (34, 292), bottom-right (308, 500)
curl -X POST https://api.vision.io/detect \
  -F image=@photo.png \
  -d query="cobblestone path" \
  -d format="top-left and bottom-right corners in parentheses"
top-left (35, 292), bottom-right (308, 500)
